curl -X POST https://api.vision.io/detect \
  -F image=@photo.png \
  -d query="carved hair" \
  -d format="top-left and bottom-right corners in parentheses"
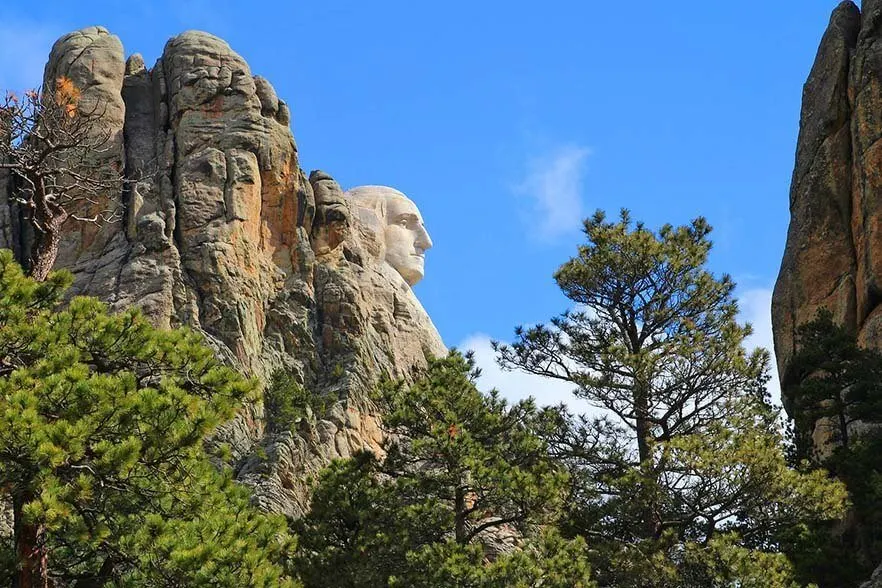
top-left (345, 185), bottom-right (409, 220)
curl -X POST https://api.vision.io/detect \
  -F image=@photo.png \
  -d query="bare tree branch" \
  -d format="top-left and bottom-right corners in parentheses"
top-left (0, 79), bottom-right (126, 281)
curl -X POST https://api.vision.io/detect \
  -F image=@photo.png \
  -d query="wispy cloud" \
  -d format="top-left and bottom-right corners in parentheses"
top-left (738, 287), bottom-right (780, 403)
top-left (517, 144), bottom-right (591, 241)
top-left (0, 21), bottom-right (62, 91)
top-left (461, 287), bottom-right (779, 414)
top-left (457, 333), bottom-right (593, 414)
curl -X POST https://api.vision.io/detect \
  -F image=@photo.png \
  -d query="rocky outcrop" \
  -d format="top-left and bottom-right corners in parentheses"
top-left (769, 1), bottom-right (882, 384)
top-left (774, 5), bottom-right (882, 582)
top-left (771, 2), bottom-right (882, 403)
top-left (772, 2), bottom-right (860, 405)
top-left (0, 27), bottom-right (446, 519)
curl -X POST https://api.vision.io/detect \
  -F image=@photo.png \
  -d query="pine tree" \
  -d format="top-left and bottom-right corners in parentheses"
top-left (292, 352), bottom-right (594, 588)
top-left (380, 352), bottom-right (568, 546)
top-left (782, 311), bottom-right (882, 587)
top-left (495, 210), bottom-right (847, 586)
top-left (786, 309), bottom-right (882, 457)
top-left (0, 251), bottom-right (296, 587)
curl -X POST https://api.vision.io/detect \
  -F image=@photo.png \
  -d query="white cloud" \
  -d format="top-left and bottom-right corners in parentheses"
top-left (0, 21), bottom-right (60, 91)
top-left (457, 333), bottom-right (593, 414)
top-left (738, 287), bottom-right (780, 403)
top-left (461, 287), bottom-right (779, 414)
top-left (517, 144), bottom-right (591, 241)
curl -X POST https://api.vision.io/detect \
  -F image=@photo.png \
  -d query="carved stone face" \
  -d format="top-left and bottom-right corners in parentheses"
top-left (384, 195), bottom-right (433, 286)
top-left (346, 186), bottom-right (433, 286)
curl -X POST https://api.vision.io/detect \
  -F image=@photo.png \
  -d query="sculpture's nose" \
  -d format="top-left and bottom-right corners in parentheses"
top-left (416, 224), bottom-right (433, 252)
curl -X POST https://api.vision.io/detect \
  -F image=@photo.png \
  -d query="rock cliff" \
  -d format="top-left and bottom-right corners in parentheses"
top-left (0, 26), bottom-right (446, 518)
top-left (774, 5), bottom-right (882, 581)
top-left (773, 1), bottom-right (882, 406)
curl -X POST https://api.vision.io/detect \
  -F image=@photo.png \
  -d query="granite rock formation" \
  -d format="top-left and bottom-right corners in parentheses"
top-left (772, 2), bottom-right (858, 396)
top-left (774, 5), bottom-right (882, 582)
top-left (346, 185), bottom-right (434, 286)
top-left (0, 26), bottom-right (446, 519)
top-left (773, 1), bottom-right (882, 404)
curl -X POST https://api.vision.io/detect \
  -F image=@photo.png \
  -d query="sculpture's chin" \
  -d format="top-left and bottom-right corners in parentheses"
top-left (392, 263), bottom-right (424, 287)
top-left (386, 252), bottom-right (425, 287)
top-left (401, 268), bottom-right (424, 287)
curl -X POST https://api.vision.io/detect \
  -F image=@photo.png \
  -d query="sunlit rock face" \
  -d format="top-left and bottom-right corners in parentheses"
top-left (774, 5), bottom-right (882, 580)
top-left (346, 185), bottom-right (434, 286)
top-left (772, 2), bottom-right (860, 408)
top-left (771, 0), bottom-right (882, 477)
top-left (772, 0), bottom-right (882, 400)
top-left (239, 175), bottom-right (445, 515)
top-left (0, 27), bottom-right (446, 520)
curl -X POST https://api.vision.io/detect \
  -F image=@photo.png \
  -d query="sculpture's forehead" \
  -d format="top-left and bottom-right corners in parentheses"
top-left (346, 185), bottom-right (423, 221)
top-left (385, 195), bottom-right (422, 220)
top-left (346, 185), bottom-right (407, 202)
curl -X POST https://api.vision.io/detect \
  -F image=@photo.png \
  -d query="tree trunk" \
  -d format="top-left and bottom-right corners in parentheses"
top-left (837, 401), bottom-right (849, 449)
top-left (12, 493), bottom-right (50, 588)
top-left (635, 383), bottom-right (660, 539)
top-left (454, 487), bottom-right (467, 544)
top-left (635, 411), bottom-right (651, 464)
top-left (28, 220), bottom-right (62, 283)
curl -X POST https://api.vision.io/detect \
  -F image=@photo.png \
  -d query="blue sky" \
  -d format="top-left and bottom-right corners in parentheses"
top-left (0, 1), bottom-right (846, 404)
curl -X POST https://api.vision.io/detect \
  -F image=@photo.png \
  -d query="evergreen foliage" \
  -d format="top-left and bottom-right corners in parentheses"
top-left (292, 352), bottom-right (594, 587)
top-left (380, 352), bottom-right (568, 545)
top-left (0, 251), bottom-right (296, 586)
top-left (264, 370), bottom-right (328, 434)
top-left (786, 309), bottom-right (882, 456)
top-left (291, 452), bottom-right (445, 587)
top-left (495, 210), bottom-right (847, 586)
top-left (0, 204), bottom-right (862, 587)
top-left (782, 311), bottom-right (882, 587)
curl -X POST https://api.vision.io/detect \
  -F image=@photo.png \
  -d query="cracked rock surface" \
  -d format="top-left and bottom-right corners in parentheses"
top-left (0, 27), bottom-right (446, 522)
top-left (774, 2), bottom-right (869, 403)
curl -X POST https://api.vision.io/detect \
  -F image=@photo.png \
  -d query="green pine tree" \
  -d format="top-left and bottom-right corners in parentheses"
top-left (292, 352), bottom-right (594, 588)
top-left (495, 210), bottom-right (847, 587)
top-left (781, 310), bottom-right (882, 587)
top-left (0, 251), bottom-right (296, 587)
top-left (786, 309), bottom-right (882, 457)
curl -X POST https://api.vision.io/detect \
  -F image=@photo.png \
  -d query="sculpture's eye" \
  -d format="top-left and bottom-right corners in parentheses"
top-left (398, 218), bottom-right (409, 227)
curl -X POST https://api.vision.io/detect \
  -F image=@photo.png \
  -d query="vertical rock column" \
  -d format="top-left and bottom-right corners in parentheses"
top-left (160, 31), bottom-right (309, 371)
top-left (772, 1), bottom-right (860, 407)
top-left (852, 0), bottom-right (882, 347)
top-left (0, 26), bottom-right (448, 521)
top-left (45, 27), bottom-right (127, 276)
